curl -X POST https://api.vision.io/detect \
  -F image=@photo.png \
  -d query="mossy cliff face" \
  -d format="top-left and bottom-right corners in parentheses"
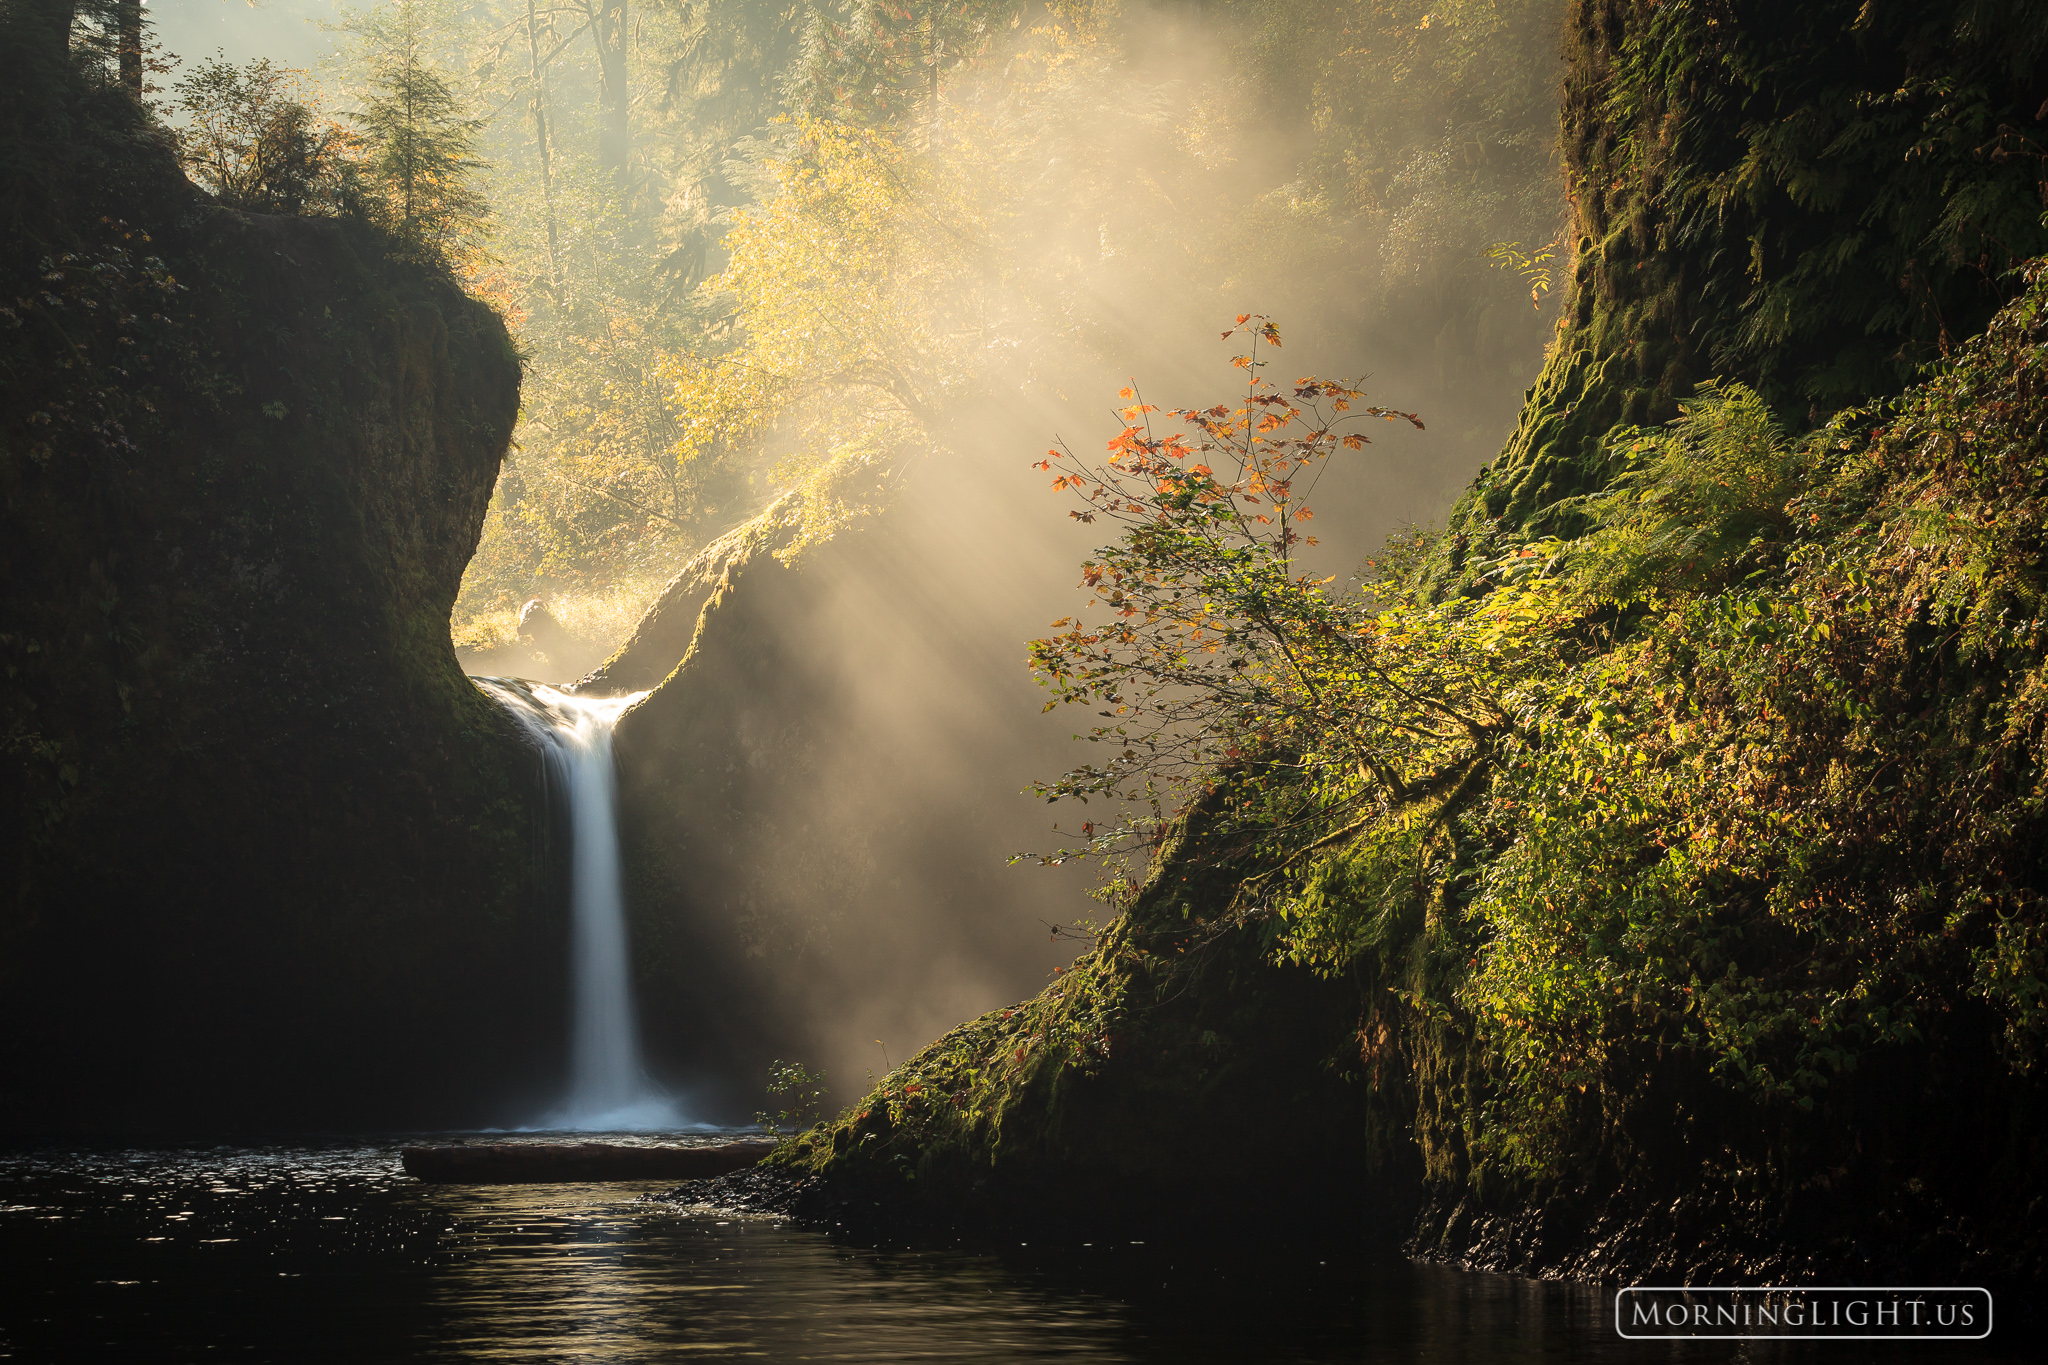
top-left (1, 55), bottom-right (552, 1129)
top-left (765, 793), bottom-right (1417, 1236)
top-left (763, 0), bottom-right (2048, 1285)
top-left (1411, 263), bottom-right (2048, 1286)
top-left (1445, 0), bottom-right (2048, 556)
top-left (786, 301), bottom-right (2048, 1278)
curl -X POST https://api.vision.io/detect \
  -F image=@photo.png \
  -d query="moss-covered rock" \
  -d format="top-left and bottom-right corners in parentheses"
top-left (739, 0), bottom-right (2048, 1284)
top-left (765, 793), bottom-right (1419, 1238)
top-left (1438, 0), bottom-right (2048, 581)
top-left (0, 41), bottom-right (550, 1129)
top-left (581, 493), bottom-right (841, 1112)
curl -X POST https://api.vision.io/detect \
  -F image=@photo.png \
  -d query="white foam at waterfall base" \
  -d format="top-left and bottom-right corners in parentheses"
top-left (476, 678), bottom-right (687, 1132)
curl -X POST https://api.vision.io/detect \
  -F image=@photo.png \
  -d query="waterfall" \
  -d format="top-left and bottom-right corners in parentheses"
top-left (477, 678), bottom-right (684, 1131)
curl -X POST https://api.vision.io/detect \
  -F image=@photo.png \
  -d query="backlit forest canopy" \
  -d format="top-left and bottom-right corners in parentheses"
top-left (228, 0), bottom-right (1568, 660)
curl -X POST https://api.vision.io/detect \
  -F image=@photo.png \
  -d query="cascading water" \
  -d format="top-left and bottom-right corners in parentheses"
top-left (477, 678), bottom-right (684, 1130)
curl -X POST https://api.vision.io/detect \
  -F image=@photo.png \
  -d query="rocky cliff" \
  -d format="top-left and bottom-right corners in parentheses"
top-left (1443, 0), bottom-right (2048, 556)
top-left (746, 0), bottom-right (2048, 1292)
top-left (581, 474), bottom-right (1094, 1120)
top-left (1, 34), bottom-right (554, 1129)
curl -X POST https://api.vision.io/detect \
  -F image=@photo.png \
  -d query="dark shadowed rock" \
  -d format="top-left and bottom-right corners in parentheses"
top-left (0, 42), bottom-right (554, 1130)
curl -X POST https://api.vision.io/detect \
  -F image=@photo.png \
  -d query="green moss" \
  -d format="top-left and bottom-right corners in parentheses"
top-left (1434, 0), bottom-right (2048, 592)
top-left (761, 792), bottom-right (1415, 1227)
top-left (759, 2), bottom-right (2048, 1277)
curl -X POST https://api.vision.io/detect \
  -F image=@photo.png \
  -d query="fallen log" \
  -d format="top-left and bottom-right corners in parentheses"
top-left (400, 1139), bottom-right (777, 1184)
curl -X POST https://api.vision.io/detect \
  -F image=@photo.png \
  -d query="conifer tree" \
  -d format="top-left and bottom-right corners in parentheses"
top-left (350, 0), bottom-right (487, 262)
top-left (115, 0), bottom-right (139, 94)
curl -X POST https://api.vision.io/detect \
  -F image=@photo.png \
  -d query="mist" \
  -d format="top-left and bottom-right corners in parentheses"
top-left (488, 1), bottom-right (1572, 1116)
top-left (15, 0), bottom-right (2040, 1347)
top-left (154, 0), bottom-right (1565, 1118)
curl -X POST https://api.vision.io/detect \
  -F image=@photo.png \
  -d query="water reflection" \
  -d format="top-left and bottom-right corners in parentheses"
top-left (0, 1141), bottom-right (2025, 1363)
top-left (429, 1185), bottom-right (1135, 1360)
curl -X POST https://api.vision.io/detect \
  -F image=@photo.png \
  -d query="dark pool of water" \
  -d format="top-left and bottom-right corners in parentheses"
top-left (0, 1138), bottom-right (2024, 1362)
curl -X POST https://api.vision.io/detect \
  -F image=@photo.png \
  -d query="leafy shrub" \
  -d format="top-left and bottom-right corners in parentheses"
top-left (173, 57), bottom-right (360, 216)
top-left (1031, 292), bottom-right (2048, 1179)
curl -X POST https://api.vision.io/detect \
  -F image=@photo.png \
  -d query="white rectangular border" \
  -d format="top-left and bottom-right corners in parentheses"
top-left (1614, 1285), bottom-right (1994, 1340)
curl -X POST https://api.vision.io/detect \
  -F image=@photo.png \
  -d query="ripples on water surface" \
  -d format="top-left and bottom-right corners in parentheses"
top-left (0, 1139), bottom-right (2021, 1362)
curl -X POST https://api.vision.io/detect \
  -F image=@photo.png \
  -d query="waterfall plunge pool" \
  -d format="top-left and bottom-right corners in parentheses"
top-left (0, 1138), bottom-right (2021, 1363)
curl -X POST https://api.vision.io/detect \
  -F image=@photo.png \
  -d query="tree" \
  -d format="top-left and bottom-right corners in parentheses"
top-left (668, 115), bottom-right (986, 496)
top-left (519, 0), bottom-right (562, 284)
top-left (11, 0), bottom-right (157, 98)
top-left (349, 0), bottom-right (488, 261)
top-left (787, 0), bottom-right (1020, 126)
top-left (11, 0), bottom-right (78, 70)
top-left (437, 0), bottom-right (1566, 654)
top-left (589, 0), bottom-right (630, 175)
top-left (115, 0), bottom-right (139, 94)
top-left (173, 57), bottom-right (358, 215)
top-left (638, 0), bottom-right (807, 293)
top-left (1022, 319), bottom-right (1510, 871)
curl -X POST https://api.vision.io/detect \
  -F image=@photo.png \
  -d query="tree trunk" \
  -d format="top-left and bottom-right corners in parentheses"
top-left (591, 0), bottom-right (630, 178)
top-left (525, 0), bottom-right (560, 287)
top-left (117, 0), bottom-right (141, 96)
top-left (16, 0), bottom-right (77, 71)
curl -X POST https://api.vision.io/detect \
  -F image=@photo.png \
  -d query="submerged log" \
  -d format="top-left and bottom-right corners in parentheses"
top-left (400, 1140), bottom-right (776, 1184)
